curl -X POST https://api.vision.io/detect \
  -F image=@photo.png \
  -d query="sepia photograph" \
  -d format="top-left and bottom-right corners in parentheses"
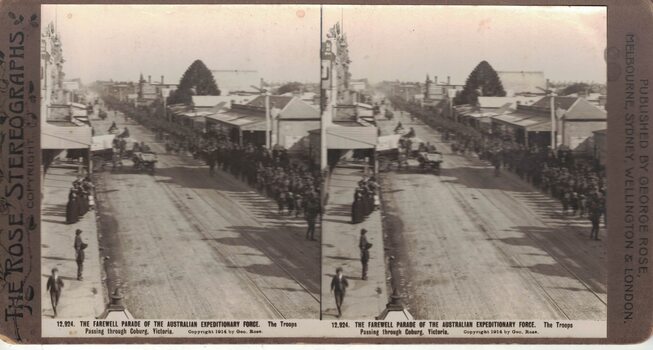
top-left (39, 4), bottom-right (321, 320)
top-left (1, 0), bottom-right (652, 342)
top-left (32, 0), bottom-right (614, 336)
top-left (319, 5), bottom-right (608, 321)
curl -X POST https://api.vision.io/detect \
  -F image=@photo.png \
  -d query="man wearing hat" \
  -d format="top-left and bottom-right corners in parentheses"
top-left (74, 229), bottom-right (88, 281)
top-left (330, 267), bottom-right (349, 318)
top-left (46, 267), bottom-right (64, 317)
top-left (359, 229), bottom-right (373, 280)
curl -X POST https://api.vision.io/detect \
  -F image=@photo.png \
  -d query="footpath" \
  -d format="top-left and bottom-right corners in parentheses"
top-left (321, 165), bottom-right (388, 319)
top-left (41, 102), bottom-right (106, 319)
top-left (41, 164), bottom-right (106, 318)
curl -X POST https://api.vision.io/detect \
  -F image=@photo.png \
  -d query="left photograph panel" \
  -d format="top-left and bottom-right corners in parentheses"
top-left (40, 4), bottom-right (321, 320)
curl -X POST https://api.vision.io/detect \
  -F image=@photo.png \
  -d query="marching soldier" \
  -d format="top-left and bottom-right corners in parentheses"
top-left (588, 194), bottom-right (602, 240)
top-left (304, 196), bottom-right (320, 241)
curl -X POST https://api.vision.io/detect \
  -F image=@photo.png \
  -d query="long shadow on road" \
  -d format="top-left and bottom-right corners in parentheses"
top-left (207, 225), bottom-right (320, 295)
top-left (438, 166), bottom-right (531, 192)
top-left (493, 224), bottom-right (606, 295)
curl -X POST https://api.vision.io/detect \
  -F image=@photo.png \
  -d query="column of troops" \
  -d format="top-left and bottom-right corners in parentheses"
top-left (393, 98), bottom-right (607, 240)
top-left (201, 141), bottom-right (324, 241)
top-left (484, 143), bottom-right (606, 240)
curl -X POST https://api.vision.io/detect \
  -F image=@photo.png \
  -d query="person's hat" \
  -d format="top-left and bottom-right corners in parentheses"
top-left (336, 267), bottom-right (343, 273)
top-left (75, 229), bottom-right (82, 234)
top-left (361, 228), bottom-right (367, 234)
top-left (52, 267), bottom-right (58, 273)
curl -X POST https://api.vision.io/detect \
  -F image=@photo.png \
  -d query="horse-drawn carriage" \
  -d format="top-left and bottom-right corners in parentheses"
top-left (416, 151), bottom-right (443, 175)
top-left (91, 134), bottom-right (156, 174)
top-left (376, 131), bottom-right (443, 174)
top-left (132, 152), bottom-right (157, 175)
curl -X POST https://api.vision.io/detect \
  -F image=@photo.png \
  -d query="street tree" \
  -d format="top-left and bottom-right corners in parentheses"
top-left (559, 82), bottom-right (591, 96)
top-left (168, 60), bottom-right (220, 105)
top-left (276, 81), bottom-right (304, 95)
top-left (454, 61), bottom-right (506, 105)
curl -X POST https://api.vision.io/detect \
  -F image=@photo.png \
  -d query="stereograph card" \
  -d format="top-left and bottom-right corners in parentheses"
top-left (0, 0), bottom-right (651, 345)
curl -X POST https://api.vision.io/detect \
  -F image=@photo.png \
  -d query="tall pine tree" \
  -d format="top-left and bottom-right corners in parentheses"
top-left (454, 61), bottom-right (506, 105)
top-left (168, 60), bottom-right (220, 105)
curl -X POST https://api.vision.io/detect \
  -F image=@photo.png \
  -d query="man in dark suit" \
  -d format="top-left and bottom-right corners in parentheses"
top-left (46, 267), bottom-right (64, 317)
top-left (330, 267), bottom-right (349, 318)
top-left (74, 229), bottom-right (88, 280)
top-left (359, 229), bottom-right (372, 280)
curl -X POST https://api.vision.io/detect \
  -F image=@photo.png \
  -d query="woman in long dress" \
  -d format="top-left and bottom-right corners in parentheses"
top-left (351, 188), bottom-right (364, 224)
top-left (66, 189), bottom-right (78, 224)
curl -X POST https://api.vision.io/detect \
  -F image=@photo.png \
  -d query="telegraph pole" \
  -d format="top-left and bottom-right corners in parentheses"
top-left (265, 92), bottom-right (271, 149)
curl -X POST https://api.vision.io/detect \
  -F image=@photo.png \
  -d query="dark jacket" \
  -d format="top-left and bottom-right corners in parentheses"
top-left (331, 275), bottom-right (349, 294)
top-left (359, 235), bottom-right (372, 261)
top-left (47, 276), bottom-right (64, 294)
top-left (74, 236), bottom-right (88, 262)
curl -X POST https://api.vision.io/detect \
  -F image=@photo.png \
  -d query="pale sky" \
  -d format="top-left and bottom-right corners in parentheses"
top-left (42, 5), bottom-right (321, 85)
top-left (323, 5), bottom-right (607, 84)
top-left (43, 5), bottom-right (606, 86)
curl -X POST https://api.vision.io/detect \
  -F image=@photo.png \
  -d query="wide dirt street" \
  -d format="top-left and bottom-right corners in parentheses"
top-left (379, 108), bottom-right (606, 320)
top-left (91, 106), bottom-right (319, 319)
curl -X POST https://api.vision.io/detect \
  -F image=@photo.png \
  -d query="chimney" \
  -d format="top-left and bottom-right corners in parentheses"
top-left (161, 75), bottom-right (164, 84)
top-left (447, 76), bottom-right (450, 85)
top-left (434, 76), bottom-right (438, 84)
top-left (148, 75), bottom-right (151, 83)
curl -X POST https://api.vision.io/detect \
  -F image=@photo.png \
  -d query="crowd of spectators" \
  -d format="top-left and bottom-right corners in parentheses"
top-left (351, 176), bottom-right (380, 224)
top-left (66, 176), bottom-right (95, 225)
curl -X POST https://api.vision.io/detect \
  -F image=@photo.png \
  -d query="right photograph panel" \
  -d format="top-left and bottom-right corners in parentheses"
top-left (319, 5), bottom-right (607, 326)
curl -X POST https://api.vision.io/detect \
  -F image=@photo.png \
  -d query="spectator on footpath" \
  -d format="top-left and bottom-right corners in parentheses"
top-left (46, 267), bottom-right (64, 318)
top-left (66, 188), bottom-right (79, 224)
top-left (74, 229), bottom-right (88, 281)
top-left (359, 229), bottom-right (372, 280)
top-left (330, 267), bottom-right (349, 318)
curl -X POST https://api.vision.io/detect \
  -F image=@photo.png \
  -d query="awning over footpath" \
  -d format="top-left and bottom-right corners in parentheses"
top-left (206, 111), bottom-right (267, 131)
top-left (42, 123), bottom-right (92, 150)
top-left (326, 125), bottom-right (378, 149)
top-left (491, 112), bottom-right (551, 131)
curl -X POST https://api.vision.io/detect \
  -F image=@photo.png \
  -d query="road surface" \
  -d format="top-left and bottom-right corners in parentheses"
top-left (91, 105), bottom-right (319, 319)
top-left (378, 108), bottom-right (607, 320)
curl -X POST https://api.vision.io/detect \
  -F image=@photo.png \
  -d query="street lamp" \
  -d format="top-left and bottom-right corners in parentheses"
top-left (97, 288), bottom-right (133, 320)
top-left (376, 288), bottom-right (414, 320)
top-left (377, 256), bottom-right (414, 320)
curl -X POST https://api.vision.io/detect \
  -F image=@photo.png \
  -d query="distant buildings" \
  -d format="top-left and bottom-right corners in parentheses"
top-left (483, 95), bottom-right (607, 152)
top-left (349, 78), bottom-right (368, 92)
top-left (98, 73), bottom-right (178, 107)
top-left (204, 95), bottom-right (320, 152)
top-left (135, 74), bottom-right (178, 107)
